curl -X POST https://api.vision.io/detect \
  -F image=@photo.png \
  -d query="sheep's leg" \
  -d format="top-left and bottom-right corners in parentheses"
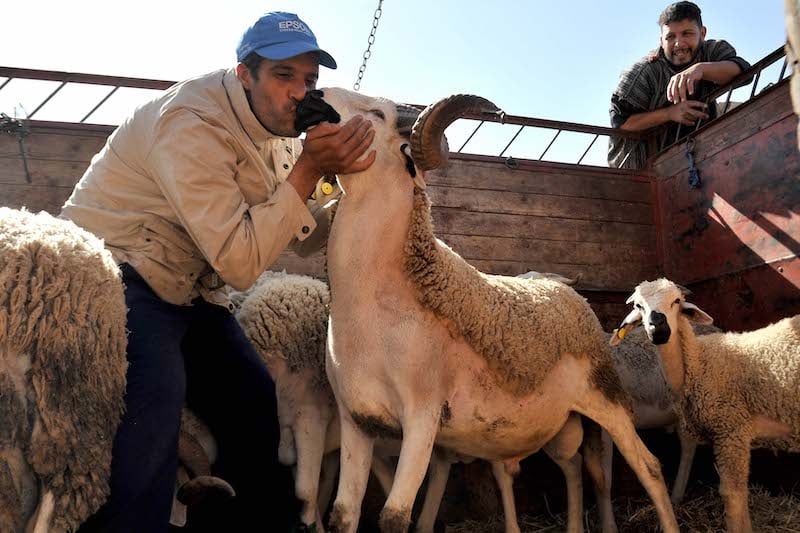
top-left (370, 453), bottom-right (396, 496)
top-left (24, 484), bottom-right (54, 533)
top-left (575, 389), bottom-right (679, 533)
top-left (380, 413), bottom-right (439, 533)
top-left (714, 434), bottom-right (753, 533)
top-left (414, 449), bottom-right (452, 533)
top-left (671, 428), bottom-right (696, 505)
top-left (318, 451), bottom-right (340, 520)
top-left (490, 460), bottom-right (521, 533)
top-left (543, 413), bottom-right (584, 533)
top-left (582, 424), bottom-right (617, 533)
top-left (294, 413), bottom-right (332, 528)
top-left (329, 409), bottom-right (374, 533)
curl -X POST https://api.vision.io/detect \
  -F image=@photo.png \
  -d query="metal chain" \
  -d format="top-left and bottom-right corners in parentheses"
top-left (353, 0), bottom-right (384, 91)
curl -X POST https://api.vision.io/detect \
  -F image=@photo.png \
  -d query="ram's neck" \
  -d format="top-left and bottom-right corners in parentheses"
top-left (328, 175), bottom-right (415, 291)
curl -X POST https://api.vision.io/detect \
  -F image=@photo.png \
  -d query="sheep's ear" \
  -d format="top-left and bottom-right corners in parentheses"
top-left (610, 308), bottom-right (642, 346)
top-left (401, 144), bottom-right (426, 189)
top-left (680, 301), bottom-right (714, 325)
top-left (625, 292), bottom-right (636, 305)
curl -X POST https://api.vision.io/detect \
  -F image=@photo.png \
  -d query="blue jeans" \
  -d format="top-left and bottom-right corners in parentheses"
top-left (78, 264), bottom-right (298, 532)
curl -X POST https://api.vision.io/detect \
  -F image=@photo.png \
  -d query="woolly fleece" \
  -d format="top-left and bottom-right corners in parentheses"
top-left (402, 190), bottom-right (626, 403)
top-left (0, 207), bottom-right (127, 531)
top-left (236, 272), bottom-right (330, 390)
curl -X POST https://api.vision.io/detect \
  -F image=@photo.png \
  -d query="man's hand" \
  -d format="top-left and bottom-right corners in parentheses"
top-left (667, 63), bottom-right (705, 103)
top-left (666, 100), bottom-right (709, 125)
top-left (288, 116), bottom-right (376, 199)
top-left (300, 115), bottom-right (376, 176)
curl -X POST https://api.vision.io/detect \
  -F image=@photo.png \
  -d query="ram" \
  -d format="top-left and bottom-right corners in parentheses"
top-left (318, 89), bottom-right (679, 533)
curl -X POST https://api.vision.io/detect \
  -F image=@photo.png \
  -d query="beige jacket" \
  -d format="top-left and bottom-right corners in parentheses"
top-left (61, 68), bottom-right (326, 306)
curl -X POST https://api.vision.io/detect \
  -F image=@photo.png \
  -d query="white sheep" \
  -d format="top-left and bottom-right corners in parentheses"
top-left (319, 89), bottom-right (679, 533)
top-left (235, 271), bottom-right (589, 533)
top-left (611, 278), bottom-right (800, 533)
top-left (0, 207), bottom-right (128, 532)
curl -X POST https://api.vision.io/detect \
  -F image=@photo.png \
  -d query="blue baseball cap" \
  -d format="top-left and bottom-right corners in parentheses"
top-left (236, 12), bottom-right (337, 69)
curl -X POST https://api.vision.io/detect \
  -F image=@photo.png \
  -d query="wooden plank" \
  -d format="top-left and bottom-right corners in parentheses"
top-left (466, 258), bottom-right (656, 291)
top-left (657, 113), bottom-right (799, 283)
top-left (652, 80), bottom-right (793, 177)
top-left (0, 130), bottom-right (106, 162)
top-left (1, 184), bottom-right (74, 214)
top-left (431, 207), bottom-right (656, 246)
top-left (686, 257), bottom-right (800, 332)
top-left (429, 159), bottom-right (654, 204)
top-left (426, 185), bottom-right (653, 224)
top-left (438, 234), bottom-right (657, 266)
top-left (0, 157), bottom-right (89, 187)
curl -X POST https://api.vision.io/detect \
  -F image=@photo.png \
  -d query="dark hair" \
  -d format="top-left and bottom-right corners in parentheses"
top-left (241, 51), bottom-right (264, 80)
top-left (658, 1), bottom-right (702, 27)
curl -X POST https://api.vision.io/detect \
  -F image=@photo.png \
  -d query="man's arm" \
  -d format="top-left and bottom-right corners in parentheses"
top-left (619, 100), bottom-right (709, 131)
top-left (667, 60), bottom-right (744, 103)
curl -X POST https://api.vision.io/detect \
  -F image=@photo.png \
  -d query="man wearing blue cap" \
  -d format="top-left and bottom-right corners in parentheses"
top-left (65, 12), bottom-right (373, 533)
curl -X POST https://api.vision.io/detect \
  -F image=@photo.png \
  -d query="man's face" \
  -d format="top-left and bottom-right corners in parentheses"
top-left (236, 52), bottom-right (320, 137)
top-left (660, 19), bottom-right (706, 66)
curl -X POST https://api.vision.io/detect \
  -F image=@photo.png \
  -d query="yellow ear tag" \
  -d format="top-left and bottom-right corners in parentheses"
top-left (321, 182), bottom-right (334, 195)
top-left (616, 326), bottom-right (626, 339)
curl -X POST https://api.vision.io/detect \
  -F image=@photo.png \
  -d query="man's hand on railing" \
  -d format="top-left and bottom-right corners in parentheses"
top-left (667, 100), bottom-right (709, 125)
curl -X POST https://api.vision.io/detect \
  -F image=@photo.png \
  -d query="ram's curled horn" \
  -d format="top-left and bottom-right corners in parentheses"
top-left (396, 104), bottom-right (422, 136)
top-left (410, 95), bottom-right (502, 170)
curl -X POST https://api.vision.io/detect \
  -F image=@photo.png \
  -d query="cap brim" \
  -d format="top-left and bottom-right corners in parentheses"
top-left (253, 41), bottom-right (337, 69)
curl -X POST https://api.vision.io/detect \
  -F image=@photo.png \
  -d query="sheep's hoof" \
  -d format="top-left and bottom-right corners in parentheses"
top-left (292, 521), bottom-right (318, 533)
top-left (379, 507), bottom-right (411, 533)
top-left (177, 475), bottom-right (236, 506)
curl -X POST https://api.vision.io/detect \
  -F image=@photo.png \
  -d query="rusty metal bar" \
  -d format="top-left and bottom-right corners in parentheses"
top-left (498, 124), bottom-right (525, 157)
top-left (703, 45), bottom-right (784, 103)
top-left (577, 134), bottom-right (599, 164)
top-left (456, 110), bottom-right (642, 140)
top-left (721, 86), bottom-right (734, 114)
top-left (538, 129), bottom-right (561, 160)
top-left (0, 67), bottom-right (175, 90)
top-left (81, 86), bottom-right (120, 123)
top-left (458, 120), bottom-right (485, 153)
top-left (27, 81), bottom-right (67, 118)
top-left (748, 69), bottom-right (762, 99)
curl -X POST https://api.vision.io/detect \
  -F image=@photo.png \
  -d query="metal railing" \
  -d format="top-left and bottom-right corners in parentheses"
top-left (0, 64), bottom-right (736, 169)
top-left (653, 45), bottom-right (790, 154)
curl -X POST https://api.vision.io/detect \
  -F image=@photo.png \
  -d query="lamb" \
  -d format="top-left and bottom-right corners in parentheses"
top-left (318, 89), bottom-right (679, 533)
top-left (235, 271), bottom-right (589, 533)
top-left (0, 207), bottom-right (128, 532)
top-left (611, 278), bottom-right (800, 533)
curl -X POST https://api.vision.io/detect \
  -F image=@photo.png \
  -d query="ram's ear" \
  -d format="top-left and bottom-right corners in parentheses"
top-left (610, 308), bottom-right (642, 346)
top-left (680, 301), bottom-right (714, 325)
top-left (401, 144), bottom-right (426, 189)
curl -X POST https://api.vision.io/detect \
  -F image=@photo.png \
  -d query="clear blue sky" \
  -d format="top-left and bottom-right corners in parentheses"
top-left (0, 0), bottom-right (788, 165)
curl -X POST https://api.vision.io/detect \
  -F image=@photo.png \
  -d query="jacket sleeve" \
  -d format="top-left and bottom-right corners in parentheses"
top-left (146, 109), bottom-right (316, 290)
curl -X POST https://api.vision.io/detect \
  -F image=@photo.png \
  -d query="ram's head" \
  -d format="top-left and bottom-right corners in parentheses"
top-left (308, 88), bottom-right (501, 190)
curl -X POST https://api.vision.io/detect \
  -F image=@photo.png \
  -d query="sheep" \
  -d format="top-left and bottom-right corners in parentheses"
top-left (318, 89), bottom-right (679, 533)
top-left (590, 323), bottom-right (722, 532)
top-left (0, 207), bottom-right (127, 532)
top-left (611, 278), bottom-right (800, 533)
top-left (235, 271), bottom-right (589, 533)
